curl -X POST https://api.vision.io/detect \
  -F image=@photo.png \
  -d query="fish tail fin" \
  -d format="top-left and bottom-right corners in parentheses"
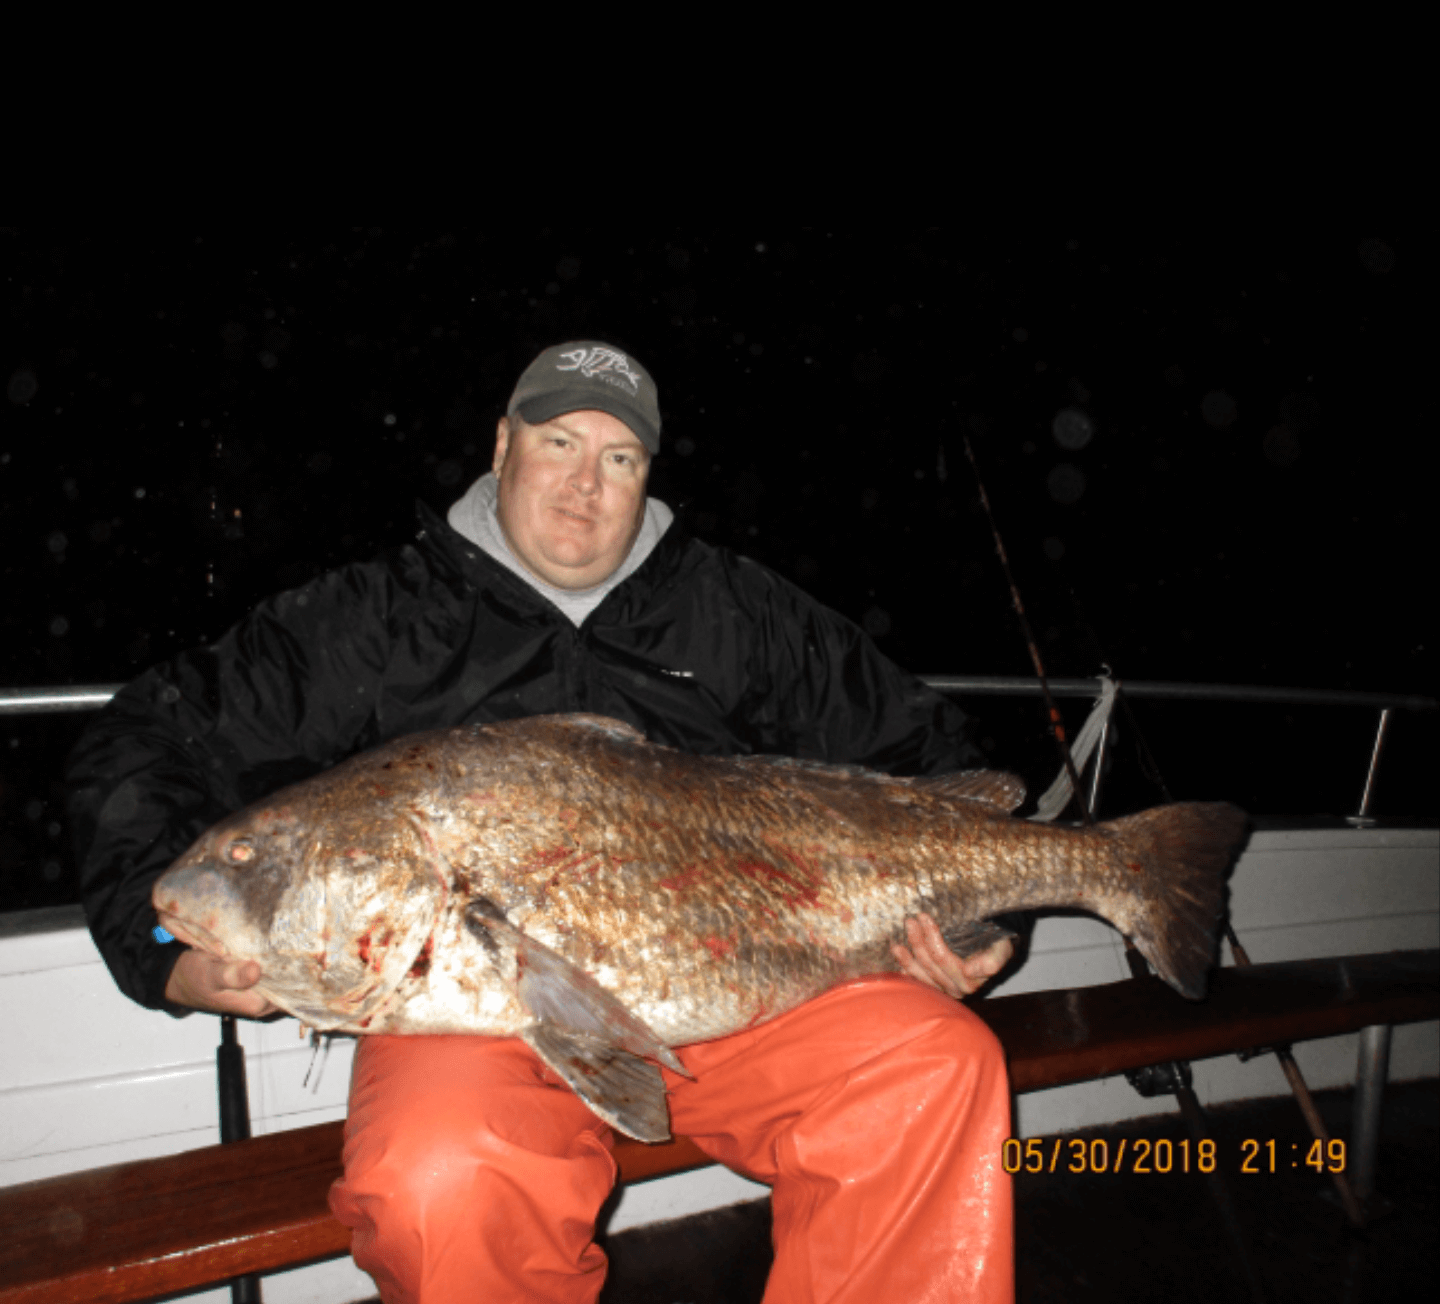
top-left (1104, 802), bottom-right (1249, 999)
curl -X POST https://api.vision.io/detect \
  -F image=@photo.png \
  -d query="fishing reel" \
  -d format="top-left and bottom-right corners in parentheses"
top-left (1124, 1059), bottom-right (1194, 1099)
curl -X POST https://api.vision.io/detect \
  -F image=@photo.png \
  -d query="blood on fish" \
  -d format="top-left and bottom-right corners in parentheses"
top-left (702, 935), bottom-right (736, 960)
top-left (774, 844), bottom-right (825, 887)
top-left (356, 928), bottom-right (394, 970)
top-left (735, 858), bottom-right (821, 909)
top-left (659, 864), bottom-right (706, 892)
top-left (408, 936), bottom-right (434, 978)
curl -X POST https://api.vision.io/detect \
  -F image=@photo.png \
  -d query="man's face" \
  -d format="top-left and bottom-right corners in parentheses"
top-left (492, 409), bottom-right (651, 590)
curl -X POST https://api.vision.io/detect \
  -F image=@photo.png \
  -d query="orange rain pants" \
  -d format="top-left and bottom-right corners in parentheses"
top-left (328, 976), bottom-right (1013, 1303)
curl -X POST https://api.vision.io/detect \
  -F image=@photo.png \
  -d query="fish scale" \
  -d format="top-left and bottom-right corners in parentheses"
top-left (154, 712), bottom-right (1248, 1141)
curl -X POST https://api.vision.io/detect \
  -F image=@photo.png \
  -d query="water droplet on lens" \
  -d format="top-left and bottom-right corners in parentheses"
top-left (1047, 464), bottom-right (1086, 504)
top-left (8, 369), bottom-right (39, 404)
top-left (1201, 391), bottom-right (1238, 429)
top-left (1052, 409), bottom-right (1093, 450)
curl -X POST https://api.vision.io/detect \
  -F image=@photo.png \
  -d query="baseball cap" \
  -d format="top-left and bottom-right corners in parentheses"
top-left (507, 341), bottom-right (661, 454)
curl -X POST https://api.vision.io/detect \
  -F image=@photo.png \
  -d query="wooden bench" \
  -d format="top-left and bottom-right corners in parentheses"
top-left (2, 949), bottom-right (1435, 1304)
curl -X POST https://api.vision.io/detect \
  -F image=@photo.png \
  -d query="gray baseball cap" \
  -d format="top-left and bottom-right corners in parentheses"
top-left (507, 341), bottom-right (661, 454)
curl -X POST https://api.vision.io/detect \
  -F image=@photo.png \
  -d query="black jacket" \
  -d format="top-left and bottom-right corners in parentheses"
top-left (65, 503), bottom-right (983, 1012)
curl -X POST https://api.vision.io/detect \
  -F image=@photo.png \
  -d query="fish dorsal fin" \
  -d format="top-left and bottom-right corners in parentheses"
top-left (912, 770), bottom-right (1027, 813)
top-left (546, 714), bottom-right (648, 743)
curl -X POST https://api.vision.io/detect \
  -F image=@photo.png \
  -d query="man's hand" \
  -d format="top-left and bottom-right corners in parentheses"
top-left (892, 912), bottom-right (1014, 999)
top-left (161, 915), bottom-right (278, 1018)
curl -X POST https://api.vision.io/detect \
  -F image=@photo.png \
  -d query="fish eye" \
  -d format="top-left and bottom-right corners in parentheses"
top-left (228, 840), bottom-right (255, 863)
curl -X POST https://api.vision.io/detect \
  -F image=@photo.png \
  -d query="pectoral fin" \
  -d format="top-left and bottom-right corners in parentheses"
top-left (939, 917), bottom-right (1019, 958)
top-left (464, 898), bottom-right (688, 1078)
top-left (522, 1022), bottom-right (672, 1142)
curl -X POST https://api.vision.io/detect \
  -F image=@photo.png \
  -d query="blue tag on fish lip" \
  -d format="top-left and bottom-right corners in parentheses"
top-left (152, 925), bottom-right (176, 944)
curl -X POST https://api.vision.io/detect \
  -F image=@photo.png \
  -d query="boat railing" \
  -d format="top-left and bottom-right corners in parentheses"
top-left (922, 678), bottom-right (1437, 827)
top-left (2, 678), bottom-right (1435, 828)
top-left (3, 679), bottom-right (1436, 714)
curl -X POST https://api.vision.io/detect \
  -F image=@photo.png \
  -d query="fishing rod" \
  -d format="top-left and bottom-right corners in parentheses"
top-left (961, 436), bottom-right (1091, 823)
top-left (961, 432), bottom-right (1272, 1302)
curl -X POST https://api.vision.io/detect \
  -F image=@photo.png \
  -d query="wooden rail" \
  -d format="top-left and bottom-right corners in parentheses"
top-left (2, 950), bottom-right (1435, 1304)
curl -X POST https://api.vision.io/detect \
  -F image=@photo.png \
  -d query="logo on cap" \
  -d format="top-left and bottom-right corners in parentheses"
top-left (556, 346), bottom-right (643, 396)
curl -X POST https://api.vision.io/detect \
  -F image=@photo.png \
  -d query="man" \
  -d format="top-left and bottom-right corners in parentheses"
top-left (68, 341), bottom-right (1015, 1303)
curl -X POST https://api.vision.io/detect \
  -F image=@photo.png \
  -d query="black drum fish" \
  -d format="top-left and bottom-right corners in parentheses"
top-left (154, 714), bottom-right (1248, 1140)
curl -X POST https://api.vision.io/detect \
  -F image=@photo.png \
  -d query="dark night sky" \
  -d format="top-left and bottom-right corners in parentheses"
top-left (1, 228), bottom-right (1430, 910)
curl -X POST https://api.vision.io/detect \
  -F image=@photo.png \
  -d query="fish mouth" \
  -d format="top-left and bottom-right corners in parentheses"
top-left (152, 859), bottom-right (258, 961)
top-left (160, 912), bottom-right (229, 959)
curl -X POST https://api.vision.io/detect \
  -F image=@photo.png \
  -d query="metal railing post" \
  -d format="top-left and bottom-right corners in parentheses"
top-left (1347, 708), bottom-right (1393, 828)
top-left (218, 1016), bottom-right (263, 1304)
top-left (1351, 1023), bottom-right (1393, 1212)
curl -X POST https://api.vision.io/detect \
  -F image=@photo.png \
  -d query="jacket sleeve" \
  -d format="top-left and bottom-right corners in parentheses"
top-left (64, 560), bottom-right (397, 1013)
top-left (726, 557), bottom-right (986, 776)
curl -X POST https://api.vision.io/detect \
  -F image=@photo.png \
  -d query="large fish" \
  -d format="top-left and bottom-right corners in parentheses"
top-left (154, 714), bottom-right (1247, 1141)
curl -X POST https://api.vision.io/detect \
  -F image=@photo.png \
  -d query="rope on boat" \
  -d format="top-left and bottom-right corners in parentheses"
top-left (1029, 673), bottom-right (1117, 823)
